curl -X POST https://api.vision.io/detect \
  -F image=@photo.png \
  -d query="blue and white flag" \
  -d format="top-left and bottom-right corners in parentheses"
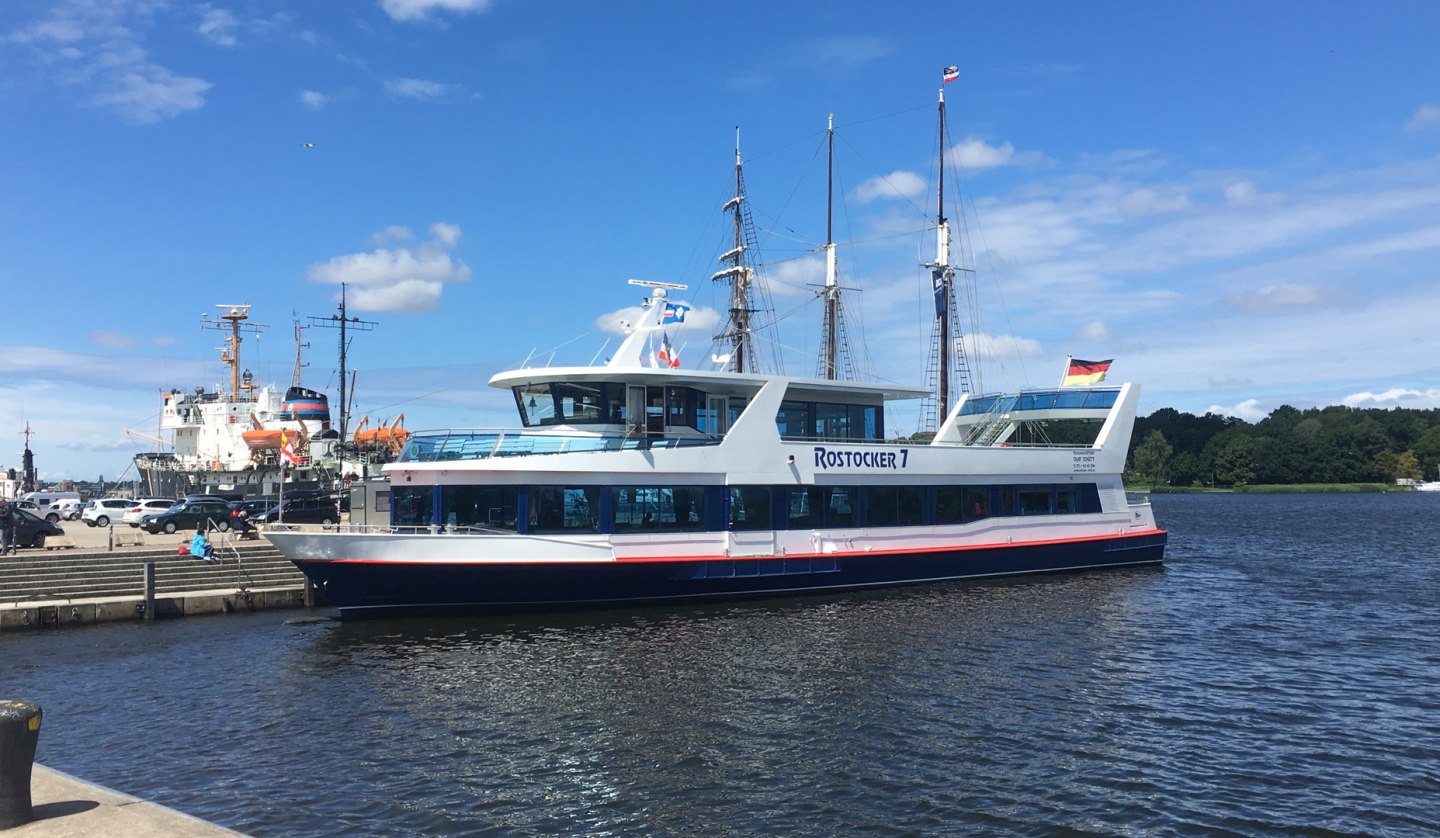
top-left (662, 303), bottom-right (689, 324)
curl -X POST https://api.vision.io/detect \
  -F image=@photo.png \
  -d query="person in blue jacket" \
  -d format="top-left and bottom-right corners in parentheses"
top-left (190, 527), bottom-right (216, 562)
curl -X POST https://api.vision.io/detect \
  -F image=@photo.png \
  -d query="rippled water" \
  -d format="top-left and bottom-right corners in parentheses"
top-left (5, 493), bottom-right (1439, 836)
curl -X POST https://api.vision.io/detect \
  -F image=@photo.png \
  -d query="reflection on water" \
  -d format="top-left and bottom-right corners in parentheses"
top-left (5, 493), bottom-right (1440, 836)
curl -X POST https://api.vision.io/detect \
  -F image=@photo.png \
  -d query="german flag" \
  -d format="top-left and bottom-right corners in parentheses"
top-left (1063, 358), bottom-right (1113, 386)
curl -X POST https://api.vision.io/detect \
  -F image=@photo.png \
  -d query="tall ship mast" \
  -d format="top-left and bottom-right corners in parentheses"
top-left (922, 81), bottom-right (975, 432)
top-left (711, 129), bottom-right (771, 374)
top-left (816, 112), bottom-right (857, 381)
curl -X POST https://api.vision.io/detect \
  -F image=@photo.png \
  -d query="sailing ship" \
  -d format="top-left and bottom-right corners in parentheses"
top-left (265, 81), bottom-right (1167, 618)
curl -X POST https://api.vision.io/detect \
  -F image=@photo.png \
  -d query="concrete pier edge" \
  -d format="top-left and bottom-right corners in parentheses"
top-left (4, 764), bottom-right (246, 836)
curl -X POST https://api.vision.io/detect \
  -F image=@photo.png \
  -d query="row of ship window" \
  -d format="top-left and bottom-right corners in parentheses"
top-left (512, 381), bottom-right (885, 441)
top-left (391, 483), bottom-right (1103, 534)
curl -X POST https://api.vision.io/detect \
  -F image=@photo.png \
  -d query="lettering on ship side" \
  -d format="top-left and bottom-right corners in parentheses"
top-left (813, 446), bottom-right (910, 471)
top-left (1072, 450), bottom-right (1097, 473)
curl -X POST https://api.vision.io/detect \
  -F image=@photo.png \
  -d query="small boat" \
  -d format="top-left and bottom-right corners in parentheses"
top-left (241, 429), bottom-right (285, 450)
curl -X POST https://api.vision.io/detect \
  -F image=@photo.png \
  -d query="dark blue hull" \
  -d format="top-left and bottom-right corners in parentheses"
top-left (294, 530), bottom-right (1167, 619)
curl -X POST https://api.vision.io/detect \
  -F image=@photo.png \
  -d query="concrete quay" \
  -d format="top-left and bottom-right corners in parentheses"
top-left (7, 765), bottom-right (245, 837)
top-left (0, 525), bottom-right (317, 631)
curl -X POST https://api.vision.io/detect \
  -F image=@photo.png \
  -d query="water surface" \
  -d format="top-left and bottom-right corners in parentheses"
top-left (5, 493), bottom-right (1438, 836)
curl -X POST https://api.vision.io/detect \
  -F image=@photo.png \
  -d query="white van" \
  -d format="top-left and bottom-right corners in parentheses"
top-left (18, 491), bottom-right (82, 523)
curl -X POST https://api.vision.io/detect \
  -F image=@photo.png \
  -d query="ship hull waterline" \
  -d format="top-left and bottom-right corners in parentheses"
top-left (277, 529), bottom-right (1167, 619)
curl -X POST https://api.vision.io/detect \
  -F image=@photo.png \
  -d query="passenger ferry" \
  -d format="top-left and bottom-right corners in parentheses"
top-left (266, 279), bottom-right (1166, 618)
top-left (267, 86), bottom-right (1166, 618)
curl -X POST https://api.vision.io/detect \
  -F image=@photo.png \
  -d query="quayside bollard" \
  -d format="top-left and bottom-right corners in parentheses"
top-left (0, 701), bottom-right (42, 829)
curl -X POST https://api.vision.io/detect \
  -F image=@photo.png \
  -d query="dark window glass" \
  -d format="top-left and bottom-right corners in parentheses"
top-left (963, 487), bottom-right (990, 521)
top-left (441, 485), bottom-right (518, 530)
top-left (392, 486), bottom-right (434, 527)
top-left (898, 486), bottom-right (927, 526)
top-left (784, 487), bottom-right (819, 529)
top-left (776, 402), bottom-right (812, 439)
top-left (1017, 487), bottom-right (1052, 515)
top-left (553, 382), bottom-right (611, 424)
top-left (613, 486), bottom-right (705, 532)
top-left (666, 388), bottom-right (700, 430)
top-left (823, 487), bottom-right (856, 528)
top-left (728, 486), bottom-right (770, 530)
top-left (936, 486), bottom-right (965, 524)
top-left (1056, 487), bottom-right (1077, 514)
top-left (814, 403), bottom-right (849, 439)
top-left (513, 384), bottom-right (555, 427)
top-left (866, 487), bottom-right (897, 527)
top-left (529, 486), bottom-right (600, 532)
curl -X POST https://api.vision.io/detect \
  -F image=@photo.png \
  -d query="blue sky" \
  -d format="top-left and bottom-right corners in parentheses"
top-left (3, 0), bottom-right (1439, 481)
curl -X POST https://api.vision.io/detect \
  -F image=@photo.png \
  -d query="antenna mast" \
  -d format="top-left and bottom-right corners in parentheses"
top-left (202, 305), bottom-right (266, 400)
top-left (291, 314), bottom-right (310, 387)
top-left (309, 283), bottom-right (377, 473)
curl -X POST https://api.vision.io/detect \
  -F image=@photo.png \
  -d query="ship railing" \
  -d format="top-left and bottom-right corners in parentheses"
top-left (398, 429), bottom-right (719, 463)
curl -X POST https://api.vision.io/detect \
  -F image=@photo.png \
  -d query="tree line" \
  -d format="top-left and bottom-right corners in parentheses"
top-left (1125, 405), bottom-right (1440, 488)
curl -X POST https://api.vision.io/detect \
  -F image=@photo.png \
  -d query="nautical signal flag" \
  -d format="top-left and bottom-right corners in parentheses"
top-left (280, 430), bottom-right (300, 465)
top-left (662, 303), bottom-right (689, 324)
top-left (942, 66), bottom-right (960, 83)
top-left (1063, 358), bottom-right (1113, 386)
top-left (658, 332), bottom-right (680, 368)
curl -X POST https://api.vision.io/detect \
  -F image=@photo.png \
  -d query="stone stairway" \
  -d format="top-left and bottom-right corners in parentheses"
top-left (0, 542), bottom-right (306, 603)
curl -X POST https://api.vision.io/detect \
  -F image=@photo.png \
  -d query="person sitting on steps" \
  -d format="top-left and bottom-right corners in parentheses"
top-left (190, 527), bottom-right (216, 562)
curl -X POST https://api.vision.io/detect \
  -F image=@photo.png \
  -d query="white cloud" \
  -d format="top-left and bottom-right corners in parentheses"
top-left (1072, 321), bottom-right (1112, 343)
top-left (298, 89), bottom-right (327, 111)
top-left (198, 7), bottom-right (237, 46)
top-left (91, 331), bottom-right (138, 348)
top-left (6, 2), bottom-right (212, 124)
top-left (1341, 388), bottom-right (1440, 409)
top-left (950, 137), bottom-right (1046, 170)
top-left (380, 0), bottom-right (493, 22)
top-left (1221, 283), bottom-right (1327, 312)
top-left (854, 171), bottom-right (926, 203)
top-left (594, 304), bottom-right (721, 340)
top-left (1225, 180), bottom-right (1258, 205)
top-left (1405, 104), bottom-right (1440, 132)
top-left (91, 67), bottom-right (211, 124)
top-left (372, 225), bottom-right (414, 244)
top-left (384, 77), bottom-right (453, 100)
top-left (1119, 187), bottom-right (1191, 216)
top-left (962, 333), bottom-right (1044, 361)
top-left (307, 223), bottom-right (471, 313)
top-left (430, 222), bottom-right (461, 247)
top-left (1206, 398), bottom-right (1268, 423)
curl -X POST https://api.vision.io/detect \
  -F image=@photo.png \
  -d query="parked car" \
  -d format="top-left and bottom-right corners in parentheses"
top-left (252, 497), bottom-right (339, 526)
top-left (140, 496), bottom-right (234, 534)
top-left (123, 498), bottom-right (177, 527)
top-left (228, 499), bottom-right (275, 521)
top-left (14, 500), bottom-right (61, 523)
top-left (10, 508), bottom-right (64, 549)
top-left (56, 498), bottom-right (86, 520)
top-left (82, 498), bottom-right (138, 528)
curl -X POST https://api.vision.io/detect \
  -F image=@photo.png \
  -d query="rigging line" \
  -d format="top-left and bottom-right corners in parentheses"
top-left (754, 130), bottom-right (830, 255)
top-left (834, 132), bottom-right (932, 222)
top-left (830, 102), bottom-right (932, 131)
top-left (360, 387), bottom-right (452, 414)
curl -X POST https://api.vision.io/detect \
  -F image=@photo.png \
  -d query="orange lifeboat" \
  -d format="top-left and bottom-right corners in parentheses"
top-left (241, 429), bottom-right (285, 450)
top-left (353, 414), bottom-right (410, 453)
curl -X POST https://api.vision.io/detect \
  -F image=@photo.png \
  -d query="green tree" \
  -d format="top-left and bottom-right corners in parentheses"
top-left (1129, 430), bottom-right (1174, 487)
top-left (1416, 427), bottom-right (1440, 481)
top-left (1211, 433), bottom-right (1258, 486)
top-left (1395, 450), bottom-right (1422, 482)
top-left (1373, 449), bottom-right (1400, 482)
